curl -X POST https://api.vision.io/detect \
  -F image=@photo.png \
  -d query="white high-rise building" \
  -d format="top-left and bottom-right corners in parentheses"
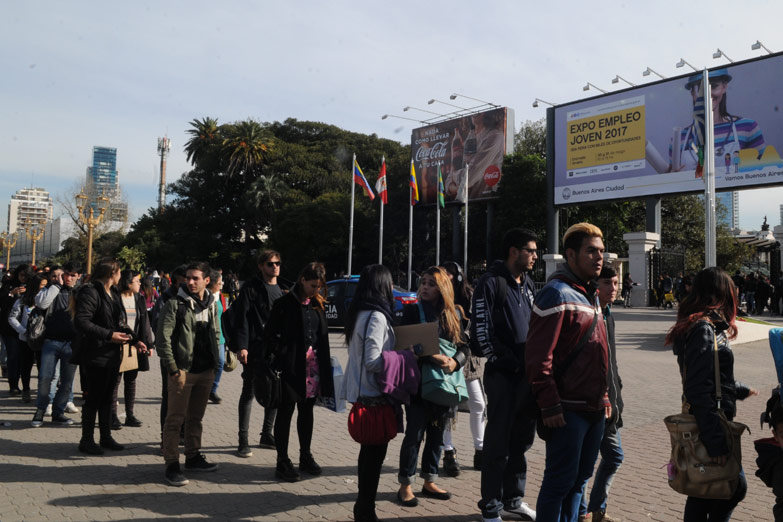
top-left (7, 187), bottom-right (53, 233)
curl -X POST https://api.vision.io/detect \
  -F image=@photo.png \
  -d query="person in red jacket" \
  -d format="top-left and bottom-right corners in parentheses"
top-left (526, 222), bottom-right (610, 522)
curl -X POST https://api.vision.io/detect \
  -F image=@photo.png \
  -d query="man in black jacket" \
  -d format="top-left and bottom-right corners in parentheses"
top-left (472, 228), bottom-right (539, 522)
top-left (578, 266), bottom-right (624, 522)
top-left (31, 263), bottom-right (82, 427)
top-left (232, 250), bottom-right (289, 457)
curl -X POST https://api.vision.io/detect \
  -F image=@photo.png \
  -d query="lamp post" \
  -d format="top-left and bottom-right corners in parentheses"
top-left (752, 40), bottom-right (773, 54)
top-left (75, 189), bottom-right (110, 275)
top-left (532, 98), bottom-right (556, 108)
top-left (583, 82), bottom-right (607, 94)
top-left (24, 220), bottom-right (46, 266)
top-left (611, 75), bottom-right (636, 87)
top-left (0, 232), bottom-right (18, 272)
top-left (676, 58), bottom-right (699, 71)
top-left (712, 48), bottom-right (734, 63)
top-left (642, 67), bottom-right (666, 79)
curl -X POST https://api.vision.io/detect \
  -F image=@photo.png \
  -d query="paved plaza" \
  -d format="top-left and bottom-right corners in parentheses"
top-left (0, 306), bottom-right (780, 521)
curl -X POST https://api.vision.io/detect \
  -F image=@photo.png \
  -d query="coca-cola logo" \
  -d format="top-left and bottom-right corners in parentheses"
top-left (483, 165), bottom-right (501, 187)
top-left (415, 141), bottom-right (449, 162)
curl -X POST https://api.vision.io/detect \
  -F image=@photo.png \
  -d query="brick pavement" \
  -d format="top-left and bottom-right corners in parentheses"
top-left (0, 307), bottom-right (779, 521)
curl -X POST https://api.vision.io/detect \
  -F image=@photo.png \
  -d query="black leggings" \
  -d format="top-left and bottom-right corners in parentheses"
top-left (112, 369), bottom-right (138, 416)
top-left (82, 365), bottom-right (120, 441)
top-left (356, 443), bottom-right (388, 515)
top-left (274, 397), bottom-right (316, 461)
top-left (17, 341), bottom-right (34, 392)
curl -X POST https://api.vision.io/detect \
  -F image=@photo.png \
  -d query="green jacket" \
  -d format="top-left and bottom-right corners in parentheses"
top-left (156, 287), bottom-right (221, 374)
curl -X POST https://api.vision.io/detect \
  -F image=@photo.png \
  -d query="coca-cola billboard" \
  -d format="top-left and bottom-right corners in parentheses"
top-left (410, 107), bottom-right (514, 204)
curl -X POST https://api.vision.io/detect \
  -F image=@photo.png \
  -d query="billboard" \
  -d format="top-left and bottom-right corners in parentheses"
top-left (553, 52), bottom-right (783, 205)
top-left (411, 107), bottom-right (514, 205)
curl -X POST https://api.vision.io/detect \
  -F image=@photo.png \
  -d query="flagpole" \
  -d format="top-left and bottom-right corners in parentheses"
top-left (408, 160), bottom-right (414, 291)
top-left (348, 153), bottom-right (356, 276)
top-left (463, 163), bottom-right (469, 276)
top-left (703, 70), bottom-right (716, 268)
top-left (378, 157), bottom-right (384, 264)
top-left (436, 167), bottom-right (441, 266)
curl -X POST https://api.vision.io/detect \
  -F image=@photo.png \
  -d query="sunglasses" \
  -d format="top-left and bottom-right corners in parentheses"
top-left (266, 261), bottom-right (281, 267)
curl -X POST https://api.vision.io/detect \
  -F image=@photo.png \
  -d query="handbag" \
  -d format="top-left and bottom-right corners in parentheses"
top-left (119, 344), bottom-right (139, 373)
top-left (223, 347), bottom-right (238, 372)
top-left (253, 359), bottom-right (282, 409)
top-left (26, 305), bottom-right (51, 352)
top-left (347, 316), bottom-right (398, 445)
top-left (664, 327), bottom-right (749, 499)
top-left (316, 355), bottom-right (346, 413)
top-left (416, 303), bottom-right (469, 407)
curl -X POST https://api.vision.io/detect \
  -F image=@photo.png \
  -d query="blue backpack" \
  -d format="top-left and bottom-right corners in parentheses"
top-left (417, 303), bottom-right (469, 406)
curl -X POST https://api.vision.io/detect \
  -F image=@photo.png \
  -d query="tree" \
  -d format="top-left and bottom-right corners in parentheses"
top-left (514, 118), bottom-right (546, 157)
top-left (184, 117), bottom-right (221, 168)
top-left (116, 245), bottom-right (146, 272)
top-left (222, 120), bottom-right (273, 177)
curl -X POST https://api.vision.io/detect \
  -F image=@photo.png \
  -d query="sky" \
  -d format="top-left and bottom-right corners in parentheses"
top-left (2, 1), bottom-right (783, 236)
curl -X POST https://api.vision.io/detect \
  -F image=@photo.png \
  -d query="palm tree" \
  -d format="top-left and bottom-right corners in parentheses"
top-left (184, 117), bottom-right (220, 167)
top-left (245, 174), bottom-right (290, 232)
top-left (222, 120), bottom-right (273, 177)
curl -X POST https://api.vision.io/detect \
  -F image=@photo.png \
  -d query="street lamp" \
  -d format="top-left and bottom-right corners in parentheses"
top-left (449, 93), bottom-right (500, 107)
top-left (713, 48), bottom-right (734, 63)
top-left (403, 105), bottom-right (446, 117)
top-left (381, 114), bottom-right (426, 124)
top-left (583, 82), bottom-right (607, 94)
top-left (532, 98), bottom-right (556, 108)
top-left (675, 58), bottom-right (699, 71)
top-left (0, 232), bottom-right (18, 272)
top-left (611, 75), bottom-right (636, 87)
top-left (751, 40), bottom-right (773, 54)
top-left (428, 98), bottom-right (468, 111)
top-left (642, 67), bottom-right (666, 79)
top-left (75, 188), bottom-right (110, 275)
top-left (24, 220), bottom-right (46, 267)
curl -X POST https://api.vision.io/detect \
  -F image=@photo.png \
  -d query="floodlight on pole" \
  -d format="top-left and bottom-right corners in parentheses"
top-left (449, 93), bottom-right (499, 107)
top-left (712, 48), bottom-right (734, 63)
top-left (611, 75), bottom-right (636, 87)
top-left (583, 82), bottom-right (607, 94)
top-left (642, 67), bottom-right (666, 79)
top-left (532, 98), bottom-right (556, 108)
top-left (403, 105), bottom-right (447, 117)
top-left (676, 58), bottom-right (699, 71)
top-left (751, 40), bottom-right (773, 54)
top-left (381, 114), bottom-right (426, 124)
top-left (427, 98), bottom-right (468, 111)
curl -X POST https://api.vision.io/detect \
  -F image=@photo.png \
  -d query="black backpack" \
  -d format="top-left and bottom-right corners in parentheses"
top-left (26, 305), bottom-right (51, 352)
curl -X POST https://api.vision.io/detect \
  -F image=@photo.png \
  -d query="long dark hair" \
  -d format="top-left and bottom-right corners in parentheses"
top-left (441, 261), bottom-right (473, 314)
top-left (344, 264), bottom-right (394, 340)
top-left (293, 262), bottom-right (327, 310)
top-left (665, 267), bottom-right (738, 345)
top-left (92, 258), bottom-right (121, 283)
top-left (22, 273), bottom-right (48, 307)
top-left (11, 264), bottom-right (32, 287)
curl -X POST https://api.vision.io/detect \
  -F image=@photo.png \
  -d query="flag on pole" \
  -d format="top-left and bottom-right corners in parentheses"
top-left (409, 162), bottom-right (419, 205)
top-left (375, 157), bottom-right (388, 204)
top-left (455, 167), bottom-right (468, 204)
top-left (353, 159), bottom-right (375, 200)
top-left (437, 164), bottom-right (445, 208)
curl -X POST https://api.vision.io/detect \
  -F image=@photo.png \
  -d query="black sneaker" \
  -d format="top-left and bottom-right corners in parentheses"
top-left (52, 414), bottom-right (74, 425)
top-left (208, 392), bottom-right (222, 404)
top-left (31, 409), bottom-right (45, 427)
top-left (165, 462), bottom-right (189, 487)
top-left (100, 436), bottom-right (125, 451)
top-left (21, 389), bottom-right (31, 403)
top-left (275, 458), bottom-right (300, 482)
top-left (185, 453), bottom-right (218, 472)
top-left (237, 443), bottom-right (253, 458)
top-left (111, 414), bottom-right (123, 430)
top-left (443, 449), bottom-right (460, 477)
top-left (299, 452), bottom-right (322, 475)
top-left (124, 415), bottom-right (143, 427)
top-left (78, 440), bottom-right (104, 455)
top-left (259, 433), bottom-right (276, 449)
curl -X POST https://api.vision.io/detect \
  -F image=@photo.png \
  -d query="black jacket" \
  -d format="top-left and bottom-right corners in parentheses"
top-left (73, 282), bottom-right (126, 368)
top-left (0, 279), bottom-right (24, 337)
top-left (755, 437), bottom-right (783, 521)
top-left (263, 292), bottom-right (333, 403)
top-left (232, 275), bottom-right (290, 358)
top-left (604, 306), bottom-right (624, 431)
top-left (673, 319), bottom-right (751, 456)
top-left (470, 260), bottom-right (536, 373)
top-left (36, 284), bottom-right (77, 341)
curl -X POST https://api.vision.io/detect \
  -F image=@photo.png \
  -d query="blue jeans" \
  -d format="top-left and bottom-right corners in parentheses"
top-left (398, 398), bottom-right (444, 484)
top-left (211, 344), bottom-right (224, 394)
top-left (579, 428), bottom-right (624, 515)
top-left (683, 469), bottom-right (747, 522)
top-left (537, 410), bottom-right (605, 522)
top-left (36, 339), bottom-right (77, 417)
top-left (47, 360), bottom-right (75, 404)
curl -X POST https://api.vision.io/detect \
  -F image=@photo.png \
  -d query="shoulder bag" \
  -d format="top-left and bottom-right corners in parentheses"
top-left (347, 314), bottom-right (397, 445)
top-left (664, 327), bottom-right (749, 499)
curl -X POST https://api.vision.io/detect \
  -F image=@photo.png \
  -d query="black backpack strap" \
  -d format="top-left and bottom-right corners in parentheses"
top-left (556, 307), bottom-right (599, 376)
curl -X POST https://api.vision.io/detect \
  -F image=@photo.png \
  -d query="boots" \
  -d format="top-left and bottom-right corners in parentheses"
top-left (79, 406), bottom-right (103, 455)
top-left (443, 449), bottom-right (461, 477)
top-left (99, 409), bottom-right (124, 451)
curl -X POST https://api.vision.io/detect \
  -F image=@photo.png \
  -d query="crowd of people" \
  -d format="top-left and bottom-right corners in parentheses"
top-left (2, 228), bottom-right (783, 522)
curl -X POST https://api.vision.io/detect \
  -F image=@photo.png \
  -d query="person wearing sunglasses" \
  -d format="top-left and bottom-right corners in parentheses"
top-left (231, 250), bottom-right (290, 458)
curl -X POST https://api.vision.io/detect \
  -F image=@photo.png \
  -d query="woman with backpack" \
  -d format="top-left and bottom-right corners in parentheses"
top-left (397, 266), bottom-right (470, 507)
top-left (8, 272), bottom-right (48, 404)
top-left (0, 264), bottom-right (31, 396)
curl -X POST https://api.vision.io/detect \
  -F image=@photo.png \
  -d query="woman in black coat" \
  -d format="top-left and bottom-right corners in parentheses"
top-left (264, 262), bottom-right (334, 483)
top-left (73, 258), bottom-right (149, 455)
top-left (111, 269), bottom-right (155, 428)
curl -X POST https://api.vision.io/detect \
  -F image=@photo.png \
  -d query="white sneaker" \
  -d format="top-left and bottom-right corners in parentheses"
top-left (45, 404), bottom-right (53, 416)
top-left (503, 501), bottom-right (536, 521)
top-left (65, 402), bottom-right (80, 413)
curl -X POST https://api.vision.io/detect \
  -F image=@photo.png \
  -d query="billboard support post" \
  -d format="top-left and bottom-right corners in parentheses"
top-left (463, 164), bottom-right (469, 276)
top-left (645, 197), bottom-right (661, 247)
top-left (546, 107), bottom-right (558, 254)
top-left (378, 194), bottom-right (384, 265)
top-left (348, 153), bottom-right (356, 276)
top-left (435, 202), bottom-right (441, 266)
top-left (408, 177), bottom-right (414, 291)
top-left (703, 71), bottom-right (717, 268)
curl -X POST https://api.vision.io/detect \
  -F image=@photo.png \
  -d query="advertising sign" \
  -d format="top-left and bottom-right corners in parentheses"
top-left (553, 52), bottom-right (783, 205)
top-left (411, 107), bottom-right (514, 205)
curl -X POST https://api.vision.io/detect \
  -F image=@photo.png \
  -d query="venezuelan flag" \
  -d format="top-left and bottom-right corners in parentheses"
top-left (437, 164), bottom-right (445, 208)
top-left (354, 159), bottom-right (375, 200)
top-left (409, 162), bottom-right (419, 205)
